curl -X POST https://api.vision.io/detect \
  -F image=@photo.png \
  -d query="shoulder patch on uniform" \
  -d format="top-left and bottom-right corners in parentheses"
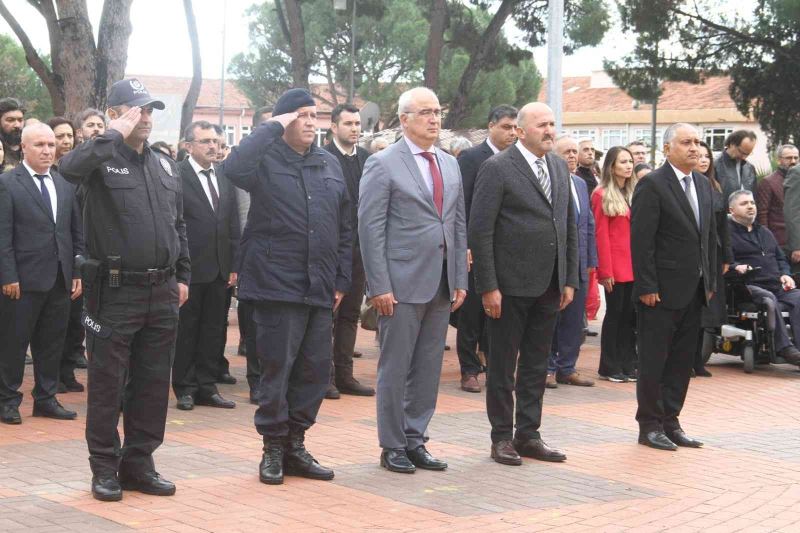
top-left (159, 157), bottom-right (173, 176)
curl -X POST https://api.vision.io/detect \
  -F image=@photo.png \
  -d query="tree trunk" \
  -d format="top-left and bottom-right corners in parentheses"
top-left (443, 0), bottom-right (515, 129)
top-left (95, 0), bottom-right (133, 110)
top-left (283, 0), bottom-right (310, 89)
top-left (0, 0), bottom-right (63, 113)
top-left (180, 0), bottom-right (203, 141)
top-left (0, 0), bottom-right (132, 118)
top-left (423, 0), bottom-right (447, 90)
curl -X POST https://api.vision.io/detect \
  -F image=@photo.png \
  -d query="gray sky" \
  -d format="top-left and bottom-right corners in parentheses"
top-left (0, 0), bottom-right (626, 81)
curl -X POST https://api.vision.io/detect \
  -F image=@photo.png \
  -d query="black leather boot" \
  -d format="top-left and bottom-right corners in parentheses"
top-left (284, 432), bottom-right (334, 480)
top-left (259, 438), bottom-right (285, 485)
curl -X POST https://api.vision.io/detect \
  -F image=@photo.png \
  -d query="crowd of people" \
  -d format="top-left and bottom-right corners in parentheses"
top-left (2, 77), bottom-right (800, 501)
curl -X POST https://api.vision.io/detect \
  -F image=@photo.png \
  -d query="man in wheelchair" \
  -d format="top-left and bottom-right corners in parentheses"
top-left (728, 190), bottom-right (800, 364)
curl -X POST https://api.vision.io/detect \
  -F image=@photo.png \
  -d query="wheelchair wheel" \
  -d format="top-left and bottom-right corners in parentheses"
top-left (701, 330), bottom-right (715, 364)
top-left (743, 345), bottom-right (755, 373)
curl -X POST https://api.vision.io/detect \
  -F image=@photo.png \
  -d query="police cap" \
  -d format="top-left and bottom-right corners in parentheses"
top-left (107, 78), bottom-right (165, 110)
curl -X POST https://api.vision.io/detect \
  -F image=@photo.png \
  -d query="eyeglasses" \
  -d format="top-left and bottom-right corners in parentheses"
top-left (406, 108), bottom-right (443, 118)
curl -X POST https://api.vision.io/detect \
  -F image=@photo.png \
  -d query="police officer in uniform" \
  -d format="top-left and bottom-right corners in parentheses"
top-left (223, 88), bottom-right (352, 485)
top-left (59, 79), bottom-right (190, 502)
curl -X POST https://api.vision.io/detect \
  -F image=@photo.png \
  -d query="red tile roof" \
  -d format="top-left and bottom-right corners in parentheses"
top-left (538, 74), bottom-right (738, 112)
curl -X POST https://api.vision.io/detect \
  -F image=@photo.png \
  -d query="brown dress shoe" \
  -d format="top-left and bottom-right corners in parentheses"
top-left (513, 437), bottom-right (566, 462)
top-left (556, 372), bottom-right (595, 387)
top-left (545, 373), bottom-right (558, 389)
top-left (460, 374), bottom-right (481, 393)
top-left (491, 440), bottom-right (522, 466)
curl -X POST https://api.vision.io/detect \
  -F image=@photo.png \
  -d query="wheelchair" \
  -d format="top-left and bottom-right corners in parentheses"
top-left (701, 267), bottom-right (795, 373)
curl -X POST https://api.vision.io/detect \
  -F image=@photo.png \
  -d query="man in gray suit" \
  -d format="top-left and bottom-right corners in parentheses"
top-left (469, 102), bottom-right (578, 466)
top-left (359, 87), bottom-right (467, 474)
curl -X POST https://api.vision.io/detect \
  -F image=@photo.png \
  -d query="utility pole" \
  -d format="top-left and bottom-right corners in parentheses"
top-left (218, 0), bottom-right (228, 129)
top-left (349, 0), bottom-right (356, 103)
top-left (546, 0), bottom-right (564, 131)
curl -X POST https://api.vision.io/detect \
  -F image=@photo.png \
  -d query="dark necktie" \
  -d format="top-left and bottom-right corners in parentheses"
top-left (201, 169), bottom-right (219, 212)
top-left (418, 152), bottom-right (443, 217)
top-left (35, 174), bottom-right (53, 219)
top-left (682, 175), bottom-right (700, 227)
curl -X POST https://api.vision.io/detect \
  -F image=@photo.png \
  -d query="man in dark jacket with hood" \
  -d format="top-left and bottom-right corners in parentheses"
top-left (223, 88), bottom-right (352, 486)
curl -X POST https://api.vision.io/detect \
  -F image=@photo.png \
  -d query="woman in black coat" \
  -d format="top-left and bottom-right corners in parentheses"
top-left (693, 141), bottom-right (732, 376)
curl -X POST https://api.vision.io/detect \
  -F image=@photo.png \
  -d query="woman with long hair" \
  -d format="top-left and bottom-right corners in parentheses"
top-left (592, 146), bottom-right (638, 382)
top-left (692, 141), bottom-right (731, 377)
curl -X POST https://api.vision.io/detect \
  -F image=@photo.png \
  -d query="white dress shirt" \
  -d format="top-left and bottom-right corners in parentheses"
top-left (23, 161), bottom-right (57, 220)
top-left (404, 137), bottom-right (440, 196)
top-left (486, 137), bottom-right (500, 155)
top-left (516, 142), bottom-right (549, 181)
top-left (669, 162), bottom-right (699, 222)
top-left (333, 138), bottom-right (357, 157)
top-left (189, 156), bottom-right (219, 210)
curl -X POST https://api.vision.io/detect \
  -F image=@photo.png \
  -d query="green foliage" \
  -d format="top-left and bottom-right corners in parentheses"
top-left (230, 0), bottom-right (542, 125)
top-left (0, 34), bottom-right (53, 119)
top-left (609, 0), bottom-right (800, 144)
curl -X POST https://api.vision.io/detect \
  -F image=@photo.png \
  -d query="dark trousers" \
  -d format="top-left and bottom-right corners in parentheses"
top-left (215, 287), bottom-right (234, 377)
top-left (332, 251), bottom-right (366, 379)
top-left (486, 276), bottom-right (561, 443)
top-left (549, 282), bottom-right (587, 377)
top-left (0, 274), bottom-right (69, 407)
top-left (60, 295), bottom-right (85, 383)
top-left (746, 285), bottom-right (800, 352)
top-left (85, 278), bottom-right (179, 477)
top-left (456, 271), bottom-right (486, 376)
top-left (253, 300), bottom-right (332, 439)
top-left (599, 282), bottom-right (636, 377)
top-left (238, 300), bottom-right (261, 393)
top-left (172, 279), bottom-right (227, 398)
top-left (635, 285), bottom-right (702, 434)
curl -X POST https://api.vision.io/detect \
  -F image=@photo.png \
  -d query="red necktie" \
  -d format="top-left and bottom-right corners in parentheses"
top-left (418, 151), bottom-right (443, 217)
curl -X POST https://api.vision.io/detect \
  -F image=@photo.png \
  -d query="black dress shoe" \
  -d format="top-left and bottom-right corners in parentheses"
top-left (1, 404), bottom-right (21, 425)
top-left (119, 471), bottom-right (176, 496)
top-left (284, 433), bottom-right (334, 480)
top-left (217, 373), bottom-right (237, 385)
top-left (91, 475), bottom-right (122, 502)
top-left (406, 445), bottom-right (447, 470)
top-left (32, 399), bottom-right (77, 420)
top-left (335, 376), bottom-right (375, 396)
top-left (76, 355), bottom-right (88, 369)
top-left (60, 379), bottom-right (85, 393)
top-left (666, 429), bottom-right (703, 448)
top-left (638, 430), bottom-right (678, 451)
top-left (512, 437), bottom-right (567, 462)
top-left (491, 440), bottom-right (522, 466)
top-left (260, 439), bottom-right (285, 485)
top-left (325, 383), bottom-right (341, 400)
top-left (380, 448), bottom-right (416, 473)
top-left (176, 394), bottom-right (194, 410)
top-left (195, 393), bottom-right (236, 409)
top-left (778, 346), bottom-right (800, 365)
top-left (694, 367), bottom-right (712, 377)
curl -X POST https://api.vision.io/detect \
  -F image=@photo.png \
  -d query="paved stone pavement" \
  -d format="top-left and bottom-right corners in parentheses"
top-left (3, 313), bottom-right (800, 532)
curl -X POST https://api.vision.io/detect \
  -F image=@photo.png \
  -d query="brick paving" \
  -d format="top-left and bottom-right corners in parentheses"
top-left (3, 312), bottom-right (800, 532)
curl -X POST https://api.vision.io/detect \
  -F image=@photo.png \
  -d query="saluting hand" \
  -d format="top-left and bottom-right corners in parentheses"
top-left (268, 111), bottom-right (299, 129)
top-left (109, 106), bottom-right (141, 139)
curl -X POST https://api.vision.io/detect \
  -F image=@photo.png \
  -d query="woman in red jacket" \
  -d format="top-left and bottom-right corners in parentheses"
top-left (592, 146), bottom-right (637, 382)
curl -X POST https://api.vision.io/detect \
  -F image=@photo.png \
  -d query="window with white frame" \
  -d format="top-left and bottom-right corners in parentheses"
top-left (570, 129), bottom-right (596, 142)
top-left (632, 128), bottom-right (663, 149)
top-left (224, 125), bottom-right (235, 147)
top-left (314, 128), bottom-right (327, 147)
top-left (600, 129), bottom-right (628, 150)
top-left (704, 127), bottom-right (733, 153)
top-left (240, 125), bottom-right (251, 143)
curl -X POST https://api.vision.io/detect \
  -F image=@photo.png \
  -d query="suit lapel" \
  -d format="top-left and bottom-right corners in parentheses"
top-left (397, 141), bottom-right (438, 216)
top-left (53, 174), bottom-right (67, 228)
top-left (214, 163), bottom-right (228, 221)
top-left (664, 165), bottom-right (699, 233)
top-left (17, 168), bottom-right (55, 223)
top-left (509, 146), bottom-right (550, 205)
